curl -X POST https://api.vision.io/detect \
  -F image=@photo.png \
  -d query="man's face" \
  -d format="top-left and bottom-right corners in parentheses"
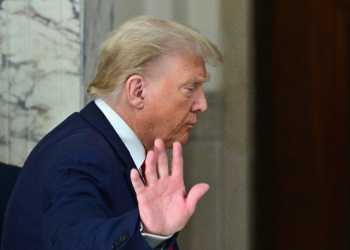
top-left (140, 53), bottom-right (208, 149)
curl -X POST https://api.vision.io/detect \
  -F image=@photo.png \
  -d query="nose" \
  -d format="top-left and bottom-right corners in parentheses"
top-left (191, 87), bottom-right (208, 113)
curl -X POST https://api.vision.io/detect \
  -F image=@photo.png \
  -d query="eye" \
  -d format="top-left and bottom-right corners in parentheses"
top-left (185, 86), bottom-right (195, 92)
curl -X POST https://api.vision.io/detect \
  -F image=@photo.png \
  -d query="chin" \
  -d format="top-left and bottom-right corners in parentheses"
top-left (164, 133), bottom-right (189, 148)
top-left (177, 133), bottom-right (189, 146)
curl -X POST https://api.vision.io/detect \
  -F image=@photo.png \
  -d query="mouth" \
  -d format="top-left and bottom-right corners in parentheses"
top-left (187, 122), bottom-right (197, 129)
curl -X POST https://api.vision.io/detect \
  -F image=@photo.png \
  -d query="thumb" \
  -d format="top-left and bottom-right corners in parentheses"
top-left (186, 183), bottom-right (210, 215)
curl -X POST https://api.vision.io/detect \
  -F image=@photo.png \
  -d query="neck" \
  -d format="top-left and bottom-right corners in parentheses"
top-left (104, 97), bottom-right (154, 152)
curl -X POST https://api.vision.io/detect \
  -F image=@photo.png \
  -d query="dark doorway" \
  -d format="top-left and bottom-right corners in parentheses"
top-left (254, 0), bottom-right (350, 249)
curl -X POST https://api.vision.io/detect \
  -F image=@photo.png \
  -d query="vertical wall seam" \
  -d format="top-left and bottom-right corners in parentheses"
top-left (26, 0), bottom-right (31, 157)
top-left (4, 0), bottom-right (10, 163)
top-left (59, 0), bottom-right (63, 120)
top-left (80, 0), bottom-right (84, 109)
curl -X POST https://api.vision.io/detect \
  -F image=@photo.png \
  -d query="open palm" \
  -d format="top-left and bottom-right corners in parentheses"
top-left (130, 139), bottom-right (209, 236)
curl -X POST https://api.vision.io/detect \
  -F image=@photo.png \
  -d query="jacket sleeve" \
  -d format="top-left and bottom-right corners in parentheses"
top-left (40, 148), bottom-right (158, 250)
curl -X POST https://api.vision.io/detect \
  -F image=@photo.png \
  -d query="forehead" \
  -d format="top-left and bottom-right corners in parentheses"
top-left (146, 53), bottom-right (208, 83)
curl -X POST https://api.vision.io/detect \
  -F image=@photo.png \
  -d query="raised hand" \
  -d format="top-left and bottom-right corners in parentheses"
top-left (130, 138), bottom-right (210, 236)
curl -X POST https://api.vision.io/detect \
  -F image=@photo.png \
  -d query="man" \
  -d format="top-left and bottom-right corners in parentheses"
top-left (1, 16), bottom-right (222, 249)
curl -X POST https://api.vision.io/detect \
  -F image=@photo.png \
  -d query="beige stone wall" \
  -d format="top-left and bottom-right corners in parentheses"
top-left (178, 0), bottom-right (255, 249)
top-left (220, 0), bottom-right (255, 248)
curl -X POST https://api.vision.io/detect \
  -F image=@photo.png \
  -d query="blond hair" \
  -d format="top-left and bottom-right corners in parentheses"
top-left (87, 16), bottom-right (222, 100)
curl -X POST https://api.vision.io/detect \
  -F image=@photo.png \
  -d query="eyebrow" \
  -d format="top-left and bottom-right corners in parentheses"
top-left (188, 73), bottom-right (210, 84)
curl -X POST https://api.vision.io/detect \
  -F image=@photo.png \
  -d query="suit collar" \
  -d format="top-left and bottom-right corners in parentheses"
top-left (80, 101), bottom-right (137, 173)
top-left (94, 99), bottom-right (146, 170)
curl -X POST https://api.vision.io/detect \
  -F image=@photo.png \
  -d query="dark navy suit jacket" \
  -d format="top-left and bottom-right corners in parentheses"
top-left (1, 102), bottom-right (178, 250)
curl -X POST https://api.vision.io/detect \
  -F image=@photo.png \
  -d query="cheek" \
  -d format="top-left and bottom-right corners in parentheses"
top-left (151, 96), bottom-right (193, 129)
top-left (156, 110), bottom-right (188, 134)
top-left (166, 108), bottom-right (189, 125)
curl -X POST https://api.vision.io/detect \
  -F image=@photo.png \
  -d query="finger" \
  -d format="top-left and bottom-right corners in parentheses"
top-left (154, 139), bottom-right (169, 178)
top-left (171, 141), bottom-right (183, 179)
top-left (145, 150), bottom-right (158, 183)
top-left (130, 168), bottom-right (145, 192)
top-left (186, 183), bottom-right (210, 215)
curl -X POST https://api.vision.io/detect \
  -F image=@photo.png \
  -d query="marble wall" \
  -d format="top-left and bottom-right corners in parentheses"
top-left (0, 0), bottom-right (82, 166)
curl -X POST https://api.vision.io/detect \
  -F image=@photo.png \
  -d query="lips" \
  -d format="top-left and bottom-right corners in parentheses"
top-left (187, 121), bottom-right (197, 129)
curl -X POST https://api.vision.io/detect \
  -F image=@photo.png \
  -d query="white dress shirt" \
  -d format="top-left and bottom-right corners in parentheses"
top-left (95, 99), bottom-right (172, 249)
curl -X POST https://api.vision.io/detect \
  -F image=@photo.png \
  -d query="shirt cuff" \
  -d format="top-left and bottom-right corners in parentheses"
top-left (140, 221), bottom-right (173, 249)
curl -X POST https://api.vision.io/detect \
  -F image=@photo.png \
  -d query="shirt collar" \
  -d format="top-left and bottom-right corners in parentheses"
top-left (94, 99), bottom-right (146, 170)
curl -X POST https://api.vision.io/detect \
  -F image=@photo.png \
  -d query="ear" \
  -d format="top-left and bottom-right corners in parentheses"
top-left (125, 74), bottom-right (147, 109)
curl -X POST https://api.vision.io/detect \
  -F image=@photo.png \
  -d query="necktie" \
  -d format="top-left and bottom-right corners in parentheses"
top-left (141, 161), bottom-right (147, 184)
top-left (140, 162), bottom-right (174, 250)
